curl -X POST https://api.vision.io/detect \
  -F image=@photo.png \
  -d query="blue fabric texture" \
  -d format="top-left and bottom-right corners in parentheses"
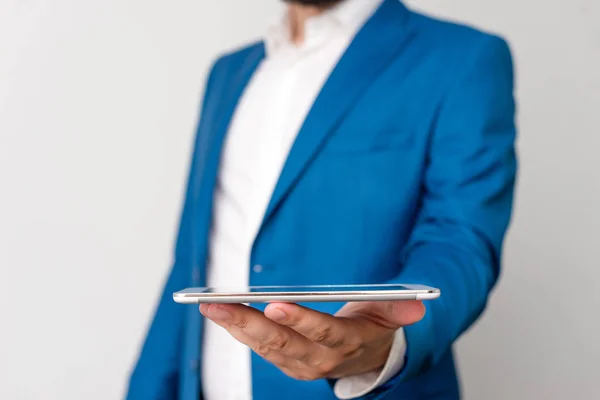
top-left (126, 0), bottom-right (517, 399)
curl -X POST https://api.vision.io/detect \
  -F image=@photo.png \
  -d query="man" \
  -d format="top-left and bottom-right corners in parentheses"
top-left (126, 0), bottom-right (516, 398)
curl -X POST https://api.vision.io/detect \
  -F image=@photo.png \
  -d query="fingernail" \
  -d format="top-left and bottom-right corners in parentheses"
top-left (268, 307), bottom-right (288, 322)
top-left (205, 305), bottom-right (232, 322)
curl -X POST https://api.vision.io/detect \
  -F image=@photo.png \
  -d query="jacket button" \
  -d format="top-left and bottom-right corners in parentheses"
top-left (189, 359), bottom-right (199, 370)
top-left (191, 268), bottom-right (200, 283)
top-left (253, 264), bottom-right (263, 273)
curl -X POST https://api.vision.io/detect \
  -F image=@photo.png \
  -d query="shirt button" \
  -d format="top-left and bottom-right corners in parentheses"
top-left (253, 264), bottom-right (263, 273)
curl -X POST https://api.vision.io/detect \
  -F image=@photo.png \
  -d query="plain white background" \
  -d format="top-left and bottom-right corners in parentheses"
top-left (0, 0), bottom-right (598, 399)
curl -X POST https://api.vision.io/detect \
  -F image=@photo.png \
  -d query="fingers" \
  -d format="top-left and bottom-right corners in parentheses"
top-left (265, 300), bottom-right (426, 352)
top-left (200, 303), bottom-right (322, 365)
top-left (199, 301), bottom-right (426, 382)
top-left (264, 303), bottom-right (361, 350)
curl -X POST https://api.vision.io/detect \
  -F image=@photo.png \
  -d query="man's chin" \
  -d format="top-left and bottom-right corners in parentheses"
top-left (282, 0), bottom-right (343, 5)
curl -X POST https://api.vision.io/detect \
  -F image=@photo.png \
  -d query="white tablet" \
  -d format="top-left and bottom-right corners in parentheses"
top-left (173, 284), bottom-right (440, 304)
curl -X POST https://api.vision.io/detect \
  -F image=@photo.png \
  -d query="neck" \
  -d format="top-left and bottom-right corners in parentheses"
top-left (287, 3), bottom-right (331, 45)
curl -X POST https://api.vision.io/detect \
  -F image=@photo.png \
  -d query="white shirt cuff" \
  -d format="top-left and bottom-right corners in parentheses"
top-left (333, 328), bottom-right (406, 399)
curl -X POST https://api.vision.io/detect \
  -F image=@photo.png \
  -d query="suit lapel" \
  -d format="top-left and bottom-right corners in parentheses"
top-left (194, 44), bottom-right (265, 261)
top-left (260, 0), bottom-right (415, 226)
top-left (211, 47), bottom-right (266, 160)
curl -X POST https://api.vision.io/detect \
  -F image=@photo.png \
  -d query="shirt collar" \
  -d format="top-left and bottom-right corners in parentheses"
top-left (265, 0), bottom-right (384, 57)
top-left (331, 0), bottom-right (384, 33)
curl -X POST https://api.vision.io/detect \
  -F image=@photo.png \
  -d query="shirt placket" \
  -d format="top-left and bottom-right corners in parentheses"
top-left (247, 57), bottom-right (299, 250)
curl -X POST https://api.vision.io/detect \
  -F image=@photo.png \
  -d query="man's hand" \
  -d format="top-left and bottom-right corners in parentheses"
top-left (200, 300), bottom-right (425, 381)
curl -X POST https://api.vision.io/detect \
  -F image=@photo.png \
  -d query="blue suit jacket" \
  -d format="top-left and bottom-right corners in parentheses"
top-left (126, 1), bottom-right (517, 399)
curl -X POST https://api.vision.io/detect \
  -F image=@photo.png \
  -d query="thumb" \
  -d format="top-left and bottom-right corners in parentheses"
top-left (339, 300), bottom-right (426, 330)
top-left (384, 300), bottom-right (426, 327)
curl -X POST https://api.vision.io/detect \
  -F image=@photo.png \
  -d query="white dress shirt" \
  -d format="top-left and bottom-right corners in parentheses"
top-left (202, 1), bottom-right (406, 399)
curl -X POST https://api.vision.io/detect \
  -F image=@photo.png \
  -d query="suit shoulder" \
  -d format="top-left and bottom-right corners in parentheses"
top-left (209, 41), bottom-right (264, 76)
top-left (408, 9), bottom-right (512, 61)
top-left (198, 41), bottom-right (264, 115)
top-left (403, 9), bottom-right (514, 87)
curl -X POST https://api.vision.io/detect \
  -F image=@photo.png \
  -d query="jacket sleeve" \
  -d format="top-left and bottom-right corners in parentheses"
top-left (125, 58), bottom-right (223, 400)
top-left (372, 35), bottom-right (517, 398)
